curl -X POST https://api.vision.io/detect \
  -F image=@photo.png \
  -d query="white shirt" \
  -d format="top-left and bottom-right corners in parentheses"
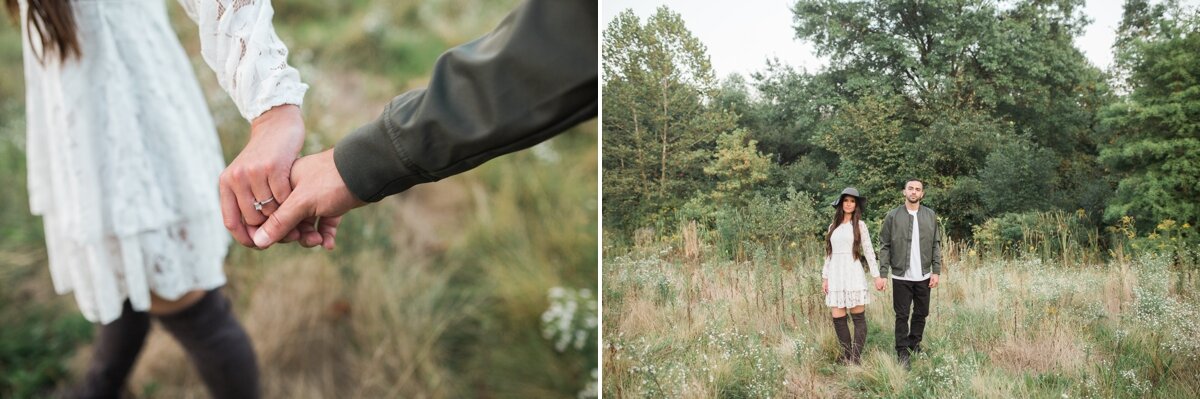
top-left (892, 208), bottom-right (932, 281)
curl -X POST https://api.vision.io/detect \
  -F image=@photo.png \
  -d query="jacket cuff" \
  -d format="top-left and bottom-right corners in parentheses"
top-left (334, 116), bottom-right (432, 202)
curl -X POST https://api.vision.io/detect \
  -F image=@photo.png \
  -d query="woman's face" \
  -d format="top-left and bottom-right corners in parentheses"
top-left (841, 196), bottom-right (856, 214)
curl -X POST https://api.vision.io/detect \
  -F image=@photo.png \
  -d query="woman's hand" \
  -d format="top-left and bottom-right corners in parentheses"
top-left (875, 277), bottom-right (887, 291)
top-left (822, 278), bottom-right (829, 295)
top-left (219, 104), bottom-right (305, 247)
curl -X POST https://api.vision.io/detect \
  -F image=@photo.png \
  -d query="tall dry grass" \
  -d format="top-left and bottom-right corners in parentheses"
top-left (603, 225), bottom-right (1200, 398)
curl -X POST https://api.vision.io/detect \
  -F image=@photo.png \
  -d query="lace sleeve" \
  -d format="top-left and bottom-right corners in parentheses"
top-left (860, 221), bottom-right (880, 278)
top-left (176, 0), bottom-right (307, 121)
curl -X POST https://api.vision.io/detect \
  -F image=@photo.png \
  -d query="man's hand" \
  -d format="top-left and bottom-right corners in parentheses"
top-left (929, 273), bottom-right (940, 288)
top-left (250, 148), bottom-right (366, 249)
top-left (219, 104), bottom-right (305, 247)
top-left (874, 277), bottom-right (887, 291)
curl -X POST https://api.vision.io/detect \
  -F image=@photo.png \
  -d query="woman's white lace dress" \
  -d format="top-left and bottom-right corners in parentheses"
top-left (18, 0), bottom-right (307, 324)
top-left (822, 221), bottom-right (881, 308)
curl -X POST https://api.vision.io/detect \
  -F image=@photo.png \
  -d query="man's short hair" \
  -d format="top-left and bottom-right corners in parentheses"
top-left (903, 178), bottom-right (924, 189)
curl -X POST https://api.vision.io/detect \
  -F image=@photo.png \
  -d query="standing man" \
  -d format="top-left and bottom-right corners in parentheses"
top-left (878, 179), bottom-right (941, 368)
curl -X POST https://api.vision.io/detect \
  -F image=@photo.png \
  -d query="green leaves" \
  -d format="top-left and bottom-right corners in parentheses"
top-left (1101, 8), bottom-right (1200, 234)
top-left (603, 8), bottom-right (738, 234)
top-left (705, 129), bottom-right (773, 207)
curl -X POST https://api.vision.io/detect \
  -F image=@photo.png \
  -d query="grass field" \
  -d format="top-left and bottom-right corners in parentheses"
top-left (602, 231), bottom-right (1200, 398)
top-left (0, 1), bottom-right (597, 398)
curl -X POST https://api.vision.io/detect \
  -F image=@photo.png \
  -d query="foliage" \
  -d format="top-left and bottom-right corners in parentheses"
top-left (541, 287), bottom-right (599, 399)
top-left (704, 129), bottom-right (772, 208)
top-left (977, 138), bottom-right (1060, 215)
top-left (0, 307), bottom-right (92, 399)
top-left (1100, 2), bottom-right (1200, 247)
top-left (816, 94), bottom-right (915, 222)
top-left (745, 61), bottom-right (842, 165)
top-left (710, 189), bottom-right (824, 261)
top-left (970, 210), bottom-right (1099, 264)
top-left (602, 7), bottom-right (737, 235)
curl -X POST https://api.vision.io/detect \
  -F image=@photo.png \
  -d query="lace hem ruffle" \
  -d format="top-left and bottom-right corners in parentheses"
top-left (45, 213), bottom-right (230, 324)
top-left (825, 289), bottom-right (871, 308)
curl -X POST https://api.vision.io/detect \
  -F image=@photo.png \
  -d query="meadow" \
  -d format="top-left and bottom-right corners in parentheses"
top-left (602, 224), bottom-right (1200, 398)
top-left (0, 1), bottom-right (597, 398)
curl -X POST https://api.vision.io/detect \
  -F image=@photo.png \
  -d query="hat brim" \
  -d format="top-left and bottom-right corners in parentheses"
top-left (831, 195), bottom-right (866, 208)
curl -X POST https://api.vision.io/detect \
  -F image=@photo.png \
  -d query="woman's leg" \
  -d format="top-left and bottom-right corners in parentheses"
top-left (830, 307), bottom-right (852, 363)
top-left (849, 305), bottom-right (866, 364)
top-left (152, 289), bottom-right (260, 399)
top-left (76, 301), bottom-right (150, 399)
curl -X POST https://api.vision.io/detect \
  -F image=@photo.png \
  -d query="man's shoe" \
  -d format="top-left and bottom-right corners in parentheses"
top-left (898, 352), bottom-right (911, 370)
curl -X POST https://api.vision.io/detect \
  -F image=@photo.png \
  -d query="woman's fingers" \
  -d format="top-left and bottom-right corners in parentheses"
top-left (248, 174), bottom-right (279, 217)
top-left (219, 183), bottom-right (254, 247)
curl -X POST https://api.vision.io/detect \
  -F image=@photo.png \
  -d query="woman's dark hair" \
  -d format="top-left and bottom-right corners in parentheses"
top-left (5, 0), bottom-right (82, 63)
top-left (825, 195), bottom-right (864, 262)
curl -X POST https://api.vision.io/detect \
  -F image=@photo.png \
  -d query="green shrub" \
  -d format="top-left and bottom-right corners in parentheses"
top-left (0, 305), bottom-right (92, 398)
top-left (971, 210), bottom-right (1100, 264)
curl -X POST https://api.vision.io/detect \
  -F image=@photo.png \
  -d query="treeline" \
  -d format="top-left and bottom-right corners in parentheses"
top-left (602, 0), bottom-right (1199, 261)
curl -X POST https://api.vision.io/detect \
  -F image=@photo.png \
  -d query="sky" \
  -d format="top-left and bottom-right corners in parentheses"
top-left (601, 0), bottom-right (1198, 81)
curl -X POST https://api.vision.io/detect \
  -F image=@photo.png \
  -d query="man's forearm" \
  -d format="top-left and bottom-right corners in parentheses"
top-left (334, 0), bottom-right (598, 202)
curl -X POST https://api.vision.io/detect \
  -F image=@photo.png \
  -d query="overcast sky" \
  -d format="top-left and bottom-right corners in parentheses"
top-left (601, 0), bottom-right (1199, 81)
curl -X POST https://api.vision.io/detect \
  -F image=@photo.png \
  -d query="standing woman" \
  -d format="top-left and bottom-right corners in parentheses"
top-left (5, 0), bottom-right (308, 397)
top-left (821, 187), bottom-right (886, 364)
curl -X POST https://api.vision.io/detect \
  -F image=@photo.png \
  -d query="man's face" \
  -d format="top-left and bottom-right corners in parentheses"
top-left (904, 181), bottom-right (924, 204)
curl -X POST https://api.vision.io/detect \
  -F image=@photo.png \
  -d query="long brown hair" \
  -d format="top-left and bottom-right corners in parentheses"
top-left (825, 195), bottom-right (864, 262)
top-left (5, 0), bottom-right (81, 63)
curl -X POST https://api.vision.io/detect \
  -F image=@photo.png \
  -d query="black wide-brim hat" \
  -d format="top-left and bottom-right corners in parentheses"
top-left (831, 187), bottom-right (866, 208)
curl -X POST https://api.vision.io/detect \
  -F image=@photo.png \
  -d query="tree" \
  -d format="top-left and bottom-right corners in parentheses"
top-left (1100, 2), bottom-right (1200, 234)
top-left (791, 0), bottom-right (1102, 153)
top-left (787, 0), bottom-right (1113, 236)
top-left (978, 138), bottom-right (1060, 214)
top-left (816, 94), bottom-right (917, 222)
top-left (602, 7), bottom-right (737, 233)
top-left (704, 129), bottom-right (773, 208)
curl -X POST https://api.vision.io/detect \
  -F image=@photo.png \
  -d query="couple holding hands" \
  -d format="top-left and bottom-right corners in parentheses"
top-left (8, 0), bottom-right (595, 397)
top-left (821, 180), bottom-right (942, 368)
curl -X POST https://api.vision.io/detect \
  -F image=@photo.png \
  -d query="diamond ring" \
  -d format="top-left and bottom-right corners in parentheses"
top-left (253, 196), bottom-right (275, 211)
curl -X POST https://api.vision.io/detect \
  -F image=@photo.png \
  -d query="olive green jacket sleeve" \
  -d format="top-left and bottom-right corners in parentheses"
top-left (333, 0), bottom-right (597, 202)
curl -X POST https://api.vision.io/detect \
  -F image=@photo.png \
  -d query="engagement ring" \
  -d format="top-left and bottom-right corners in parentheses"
top-left (253, 196), bottom-right (275, 211)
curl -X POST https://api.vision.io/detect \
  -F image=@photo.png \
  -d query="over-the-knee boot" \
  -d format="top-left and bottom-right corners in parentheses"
top-left (76, 301), bottom-right (150, 399)
top-left (831, 315), bottom-right (852, 364)
top-left (850, 311), bottom-right (867, 365)
top-left (156, 289), bottom-right (260, 399)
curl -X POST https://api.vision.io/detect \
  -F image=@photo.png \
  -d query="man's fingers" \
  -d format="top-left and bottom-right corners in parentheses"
top-left (254, 196), bottom-right (309, 249)
top-left (317, 216), bottom-right (341, 250)
top-left (279, 229), bottom-right (302, 243)
top-left (268, 170), bottom-right (293, 210)
top-left (297, 217), bottom-right (322, 248)
top-left (219, 184), bottom-right (255, 247)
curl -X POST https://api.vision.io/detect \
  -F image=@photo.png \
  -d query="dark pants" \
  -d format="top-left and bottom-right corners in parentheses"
top-left (892, 278), bottom-right (930, 356)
